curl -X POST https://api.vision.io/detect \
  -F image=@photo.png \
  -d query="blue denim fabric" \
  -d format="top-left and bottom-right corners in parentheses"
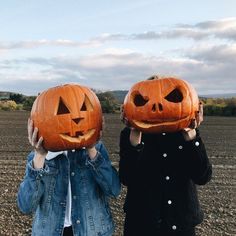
top-left (17, 141), bottom-right (121, 236)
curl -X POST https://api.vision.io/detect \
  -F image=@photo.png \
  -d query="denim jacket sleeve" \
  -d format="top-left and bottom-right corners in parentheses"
top-left (86, 141), bottom-right (121, 198)
top-left (17, 151), bottom-right (48, 214)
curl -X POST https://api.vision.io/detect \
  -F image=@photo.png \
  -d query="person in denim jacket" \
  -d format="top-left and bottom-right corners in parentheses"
top-left (17, 119), bottom-right (121, 236)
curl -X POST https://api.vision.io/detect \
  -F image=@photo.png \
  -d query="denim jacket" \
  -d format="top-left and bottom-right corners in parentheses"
top-left (17, 141), bottom-right (121, 236)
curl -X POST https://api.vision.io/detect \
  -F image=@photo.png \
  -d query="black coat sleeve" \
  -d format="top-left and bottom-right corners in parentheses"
top-left (184, 129), bottom-right (212, 185)
top-left (119, 127), bottom-right (144, 186)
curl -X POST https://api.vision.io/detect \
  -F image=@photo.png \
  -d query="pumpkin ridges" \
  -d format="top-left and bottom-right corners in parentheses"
top-left (81, 85), bottom-right (103, 131)
top-left (170, 78), bottom-right (185, 130)
top-left (123, 76), bottom-right (199, 133)
top-left (74, 85), bottom-right (84, 115)
top-left (187, 81), bottom-right (194, 128)
top-left (31, 84), bottom-right (102, 151)
top-left (159, 78), bottom-right (164, 120)
top-left (70, 85), bottom-right (80, 136)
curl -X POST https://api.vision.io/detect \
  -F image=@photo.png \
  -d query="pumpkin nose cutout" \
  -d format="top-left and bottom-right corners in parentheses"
top-left (152, 103), bottom-right (163, 112)
top-left (72, 118), bottom-right (84, 124)
top-left (152, 104), bottom-right (156, 112)
top-left (158, 103), bottom-right (163, 111)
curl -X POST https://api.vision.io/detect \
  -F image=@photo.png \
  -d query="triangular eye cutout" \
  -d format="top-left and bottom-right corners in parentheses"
top-left (165, 88), bottom-right (183, 103)
top-left (81, 95), bottom-right (94, 111)
top-left (57, 97), bottom-right (70, 115)
top-left (133, 92), bottom-right (149, 107)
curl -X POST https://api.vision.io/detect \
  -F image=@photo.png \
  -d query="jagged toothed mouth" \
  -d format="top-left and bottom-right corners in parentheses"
top-left (59, 129), bottom-right (96, 142)
top-left (133, 116), bottom-right (189, 128)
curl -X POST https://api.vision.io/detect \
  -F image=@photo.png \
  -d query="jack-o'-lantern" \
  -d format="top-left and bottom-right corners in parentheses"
top-left (31, 84), bottom-right (102, 151)
top-left (123, 76), bottom-right (199, 133)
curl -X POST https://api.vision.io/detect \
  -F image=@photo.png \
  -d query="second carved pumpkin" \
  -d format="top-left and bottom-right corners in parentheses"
top-left (31, 84), bottom-right (102, 151)
top-left (123, 76), bottom-right (199, 133)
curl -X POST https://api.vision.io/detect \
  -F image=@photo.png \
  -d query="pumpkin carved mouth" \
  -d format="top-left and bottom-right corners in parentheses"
top-left (133, 116), bottom-right (189, 129)
top-left (60, 128), bottom-right (96, 143)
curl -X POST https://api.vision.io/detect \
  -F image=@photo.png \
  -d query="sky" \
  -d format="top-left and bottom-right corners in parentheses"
top-left (0, 0), bottom-right (235, 96)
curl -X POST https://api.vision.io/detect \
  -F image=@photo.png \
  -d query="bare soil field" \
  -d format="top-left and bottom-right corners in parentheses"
top-left (0, 111), bottom-right (235, 235)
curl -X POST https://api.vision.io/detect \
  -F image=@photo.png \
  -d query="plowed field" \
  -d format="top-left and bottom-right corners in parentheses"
top-left (0, 111), bottom-right (235, 235)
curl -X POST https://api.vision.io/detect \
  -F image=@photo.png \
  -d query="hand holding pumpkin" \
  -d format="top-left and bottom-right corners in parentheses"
top-left (86, 146), bottom-right (98, 160)
top-left (182, 102), bottom-right (203, 141)
top-left (85, 115), bottom-right (105, 160)
top-left (129, 128), bottom-right (142, 147)
top-left (28, 118), bottom-right (48, 169)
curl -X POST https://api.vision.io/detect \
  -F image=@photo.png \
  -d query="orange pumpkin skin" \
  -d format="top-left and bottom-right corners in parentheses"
top-left (123, 76), bottom-right (199, 133)
top-left (31, 84), bottom-right (102, 151)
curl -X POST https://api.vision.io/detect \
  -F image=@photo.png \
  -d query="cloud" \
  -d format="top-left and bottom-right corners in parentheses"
top-left (194, 17), bottom-right (236, 30)
top-left (88, 17), bottom-right (236, 42)
top-left (0, 18), bottom-right (235, 52)
top-left (182, 44), bottom-right (236, 63)
top-left (0, 18), bottom-right (235, 95)
top-left (0, 39), bottom-right (102, 50)
top-left (180, 17), bottom-right (236, 41)
top-left (1, 42), bottom-right (235, 95)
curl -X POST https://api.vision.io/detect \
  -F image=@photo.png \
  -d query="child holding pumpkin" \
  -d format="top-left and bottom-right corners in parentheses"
top-left (17, 84), bottom-right (121, 236)
top-left (119, 76), bottom-right (212, 236)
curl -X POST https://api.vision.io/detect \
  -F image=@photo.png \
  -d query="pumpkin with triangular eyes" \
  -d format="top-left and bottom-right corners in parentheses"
top-left (123, 76), bottom-right (199, 133)
top-left (31, 84), bottom-right (102, 151)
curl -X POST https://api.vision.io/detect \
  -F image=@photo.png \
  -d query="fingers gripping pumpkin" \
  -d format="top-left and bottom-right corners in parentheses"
top-left (31, 84), bottom-right (103, 151)
top-left (123, 76), bottom-right (199, 133)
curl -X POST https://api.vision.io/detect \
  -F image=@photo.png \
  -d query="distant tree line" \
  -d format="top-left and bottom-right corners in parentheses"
top-left (201, 97), bottom-right (236, 116)
top-left (96, 91), bottom-right (120, 113)
top-left (1, 92), bottom-right (235, 116)
top-left (0, 93), bottom-right (36, 111)
top-left (0, 92), bottom-right (121, 113)
top-left (11, 93), bottom-right (37, 111)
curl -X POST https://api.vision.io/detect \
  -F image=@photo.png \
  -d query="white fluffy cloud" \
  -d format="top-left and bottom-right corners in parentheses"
top-left (1, 42), bottom-right (235, 95)
top-left (0, 18), bottom-right (235, 95)
top-left (0, 18), bottom-right (235, 51)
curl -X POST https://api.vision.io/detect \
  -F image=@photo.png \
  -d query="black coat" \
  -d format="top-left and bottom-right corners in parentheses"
top-left (119, 127), bottom-right (212, 235)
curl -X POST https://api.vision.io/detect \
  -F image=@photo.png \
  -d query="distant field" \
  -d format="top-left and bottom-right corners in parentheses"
top-left (0, 111), bottom-right (235, 235)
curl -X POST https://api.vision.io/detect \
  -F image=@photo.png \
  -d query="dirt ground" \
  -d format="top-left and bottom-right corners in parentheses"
top-left (0, 111), bottom-right (235, 235)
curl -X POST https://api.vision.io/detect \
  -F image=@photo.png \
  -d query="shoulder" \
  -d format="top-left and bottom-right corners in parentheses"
top-left (95, 140), bottom-right (108, 153)
top-left (95, 140), bottom-right (103, 149)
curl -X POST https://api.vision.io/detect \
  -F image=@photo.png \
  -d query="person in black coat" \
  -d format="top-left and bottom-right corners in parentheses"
top-left (119, 104), bottom-right (212, 236)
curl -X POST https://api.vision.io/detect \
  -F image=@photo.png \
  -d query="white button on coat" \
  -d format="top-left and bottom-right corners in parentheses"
top-left (165, 176), bottom-right (170, 180)
top-left (162, 132), bottom-right (166, 136)
top-left (195, 141), bottom-right (200, 146)
top-left (76, 220), bottom-right (80, 224)
top-left (163, 153), bottom-right (167, 157)
top-left (178, 145), bottom-right (183, 149)
top-left (172, 225), bottom-right (177, 230)
top-left (168, 200), bottom-right (172, 205)
top-left (71, 172), bottom-right (75, 176)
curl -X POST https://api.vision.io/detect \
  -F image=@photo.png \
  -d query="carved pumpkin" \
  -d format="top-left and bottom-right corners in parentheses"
top-left (123, 76), bottom-right (199, 133)
top-left (31, 84), bottom-right (102, 151)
